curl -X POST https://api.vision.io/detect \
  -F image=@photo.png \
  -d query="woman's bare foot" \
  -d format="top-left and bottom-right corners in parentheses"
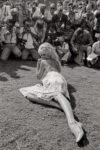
top-left (69, 121), bottom-right (84, 143)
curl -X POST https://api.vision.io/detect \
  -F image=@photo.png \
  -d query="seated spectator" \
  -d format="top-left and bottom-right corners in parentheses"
top-left (32, 3), bottom-right (47, 41)
top-left (0, 19), bottom-right (21, 61)
top-left (94, 0), bottom-right (100, 15)
top-left (87, 34), bottom-right (100, 67)
top-left (31, 2), bottom-right (37, 18)
top-left (10, 8), bottom-right (19, 26)
top-left (56, 37), bottom-right (72, 65)
top-left (63, 0), bottom-right (69, 15)
top-left (1, 1), bottom-right (12, 22)
top-left (27, 1), bottom-right (37, 21)
top-left (67, 2), bottom-right (78, 30)
top-left (21, 19), bottom-right (45, 60)
top-left (16, 3), bottom-right (24, 26)
top-left (32, 3), bottom-right (46, 21)
top-left (0, 3), bottom-right (3, 21)
top-left (30, 2), bottom-right (38, 26)
top-left (94, 10), bottom-right (100, 41)
top-left (81, 1), bottom-right (87, 13)
top-left (52, 1), bottom-right (71, 36)
top-left (67, 2), bottom-right (74, 20)
top-left (71, 21), bottom-right (93, 66)
top-left (46, 3), bottom-right (56, 22)
top-left (89, 0), bottom-right (97, 13)
top-left (21, 0), bottom-right (28, 22)
top-left (91, 35), bottom-right (100, 56)
top-left (86, 4), bottom-right (94, 26)
top-left (51, 1), bottom-right (74, 63)
top-left (85, 4), bottom-right (95, 36)
top-left (32, 19), bottom-right (47, 44)
top-left (75, 2), bottom-right (83, 22)
top-left (80, 14), bottom-right (93, 34)
top-left (45, 3), bottom-right (56, 42)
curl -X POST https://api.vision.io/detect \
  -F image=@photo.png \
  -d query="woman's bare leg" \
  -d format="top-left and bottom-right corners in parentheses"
top-left (26, 93), bottom-right (62, 110)
top-left (54, 93), bottom-right (84, 142)
top-left (20, 87), bottom-right (84, 142)
top-left (19, 88), bottom-right (61, 109)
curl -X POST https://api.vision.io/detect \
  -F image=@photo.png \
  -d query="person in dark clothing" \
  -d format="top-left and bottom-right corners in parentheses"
top-left (71, 21), bottom-right (93, 65)
top-left (51, 1), bottom-right (74, 64)
top-left (94, 10), bottom-right (100, 41)
top-left (52, 1), bottom-right (71, 37)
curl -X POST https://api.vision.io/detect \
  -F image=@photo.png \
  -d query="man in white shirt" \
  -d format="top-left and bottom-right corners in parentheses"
top-left (0, 20), bottom-right (21, 61)
top-left (92, 36), bottom-right (100, 56)
top-left (21, 19), bottom-right (40, 60)
top-left (87, 34), bottom-right (100, 67)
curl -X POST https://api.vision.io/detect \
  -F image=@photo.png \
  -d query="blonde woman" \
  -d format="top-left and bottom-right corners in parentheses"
top-left (19, 42), bottom-right (84, 143)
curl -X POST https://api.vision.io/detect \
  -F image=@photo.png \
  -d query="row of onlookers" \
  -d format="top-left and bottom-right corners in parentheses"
top-left (0, 0), bottom-right (100, 67)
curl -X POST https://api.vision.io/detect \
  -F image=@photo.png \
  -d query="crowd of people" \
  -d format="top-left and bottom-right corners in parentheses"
top-left (0, 0), bottom-right (100, 67)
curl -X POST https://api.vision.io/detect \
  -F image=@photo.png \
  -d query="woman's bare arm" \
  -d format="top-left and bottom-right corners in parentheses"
top-left (36, 59), bottom-right (45, 80)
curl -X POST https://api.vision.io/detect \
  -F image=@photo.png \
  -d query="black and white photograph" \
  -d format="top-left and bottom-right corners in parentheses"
top-left (0, 0), bottom-right (100, 149)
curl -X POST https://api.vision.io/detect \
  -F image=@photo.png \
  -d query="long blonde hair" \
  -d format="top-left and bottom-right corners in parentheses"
top-left (38, 42), bottom-right (61, 72)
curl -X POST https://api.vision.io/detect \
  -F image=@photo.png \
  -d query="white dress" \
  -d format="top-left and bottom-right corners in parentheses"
top-left (20, 71), bottom-right (70, 101)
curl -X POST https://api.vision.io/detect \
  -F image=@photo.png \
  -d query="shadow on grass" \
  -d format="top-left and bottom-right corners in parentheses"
top-left (77, 129), bottom-right (89, 148)
top-left (62, 61), bottom-right (78, 69)
top-left (0, 60), bottom-right (37, 81)
top-left (0, 76), bottom-right (8, 81)
top-left (74, 115), bottom-right (89, 147)
top-left (25, 83), bottom-right (89, 148)
top-left (68, 84), bottom-right (77, 110)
